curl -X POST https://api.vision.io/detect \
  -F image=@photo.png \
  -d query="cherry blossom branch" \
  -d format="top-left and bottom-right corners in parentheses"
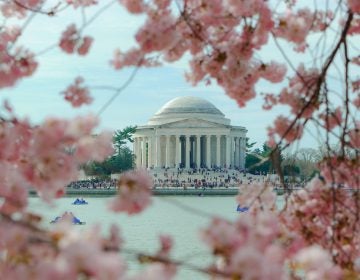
top-left (341, 36), bottom-right (350, 156)
top-left (121, 248), bottom-right (234, 278)
top-left (35, 0), bottom-right (116, 57)
top-left (268, 11), bottom-right (354, 186)
top-left (79, 0), bottom-right (117, 31)
top-left (96, 60), bottom-right (143, 116)
top-left (0, 211), bottom-right (47, 235)
top-left (12, 0), bottom-right (67, 16)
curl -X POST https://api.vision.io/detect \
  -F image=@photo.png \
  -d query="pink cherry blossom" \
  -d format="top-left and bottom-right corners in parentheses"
top-left (268, 115), bottom-right (303, 146)
top-left (75, 131), bottom-right (114, 162)
top-left (120, 0), bottom-right (146, 14)
top-left (0, 0), bottom-right (42, 18)
top-left (129, 264), bottom-right (176, 280)
top-left (351, 56), bottom-right (360, 65)
top-left (77, 36), bottom-right (93, 55)
top-left (111, 48), bottom-right (143, 70)
top-left (237, 182), bottom-right (276, 212)
top-left (226, 0), bottom-right (265, 17)
top-left (201, 212), bottom-right (290, 279)
top-left (274, 9), bottom-right (313, 47)
top-left (135, 10), bottom-right (179, 53)
top-left (348, 17), bottom-right (360, 35)
top-left (109, 169), bottom-right (153, 215)
top-left (318, 107), bottom-right (342, 131)
top-left (61, 76), bottom-right (93, 107)
top-left (349, 122), bottom-right (360, 148)
top-left (0, 162), bottom-right (28, 214)
top-left (262, 93), bottom-right (278, 110)
top-left (16, 115), bottom-right (112, 201)
top-left (294, 246), bottom-right (343, 280)
top-left (59, 24), bottom-right (78, 54)
top-left (348, 0), bottom-right (360, 14)
top-left (53, 224), bottom-right (127, 279)
top-left (157, 235), bottom-right (173, 258)
top-left (353, 95), bottom-right (360, 108)
top-left (0, 28), bottom-right (38, 89)
top-left (59, 24), bottom-right (93, 55)
top-left (260, 61), bottom-right (287, 83)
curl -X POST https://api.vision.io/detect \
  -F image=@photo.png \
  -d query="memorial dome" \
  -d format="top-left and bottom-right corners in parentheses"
top-left (155, 96), bottom-right (224, 116)
top-left (148, 96), bottom-right (229, 125)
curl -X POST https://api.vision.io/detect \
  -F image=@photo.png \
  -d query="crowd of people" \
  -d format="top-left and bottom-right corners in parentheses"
top-left (67, 178), bottom-right (117, 189)
top-left (151, 167), bottom-right (271, 189)
top-left (67, 168), bottom-right (283, 190)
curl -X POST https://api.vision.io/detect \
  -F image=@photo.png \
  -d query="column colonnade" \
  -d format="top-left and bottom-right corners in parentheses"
top-left (134, 133), bottom-right (246, 169)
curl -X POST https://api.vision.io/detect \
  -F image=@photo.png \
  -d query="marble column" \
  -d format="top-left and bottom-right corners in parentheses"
top-left (230, 137), bottom-right (233, 168)
top-left (206, 135), bottom-right (211, 168)
top-left (216, 135), bottom-right (221, 167)
top-left (156, 136), bottom-right (161, 168)
top-left (148, 137), bottom-right (153, 168)
top-left (226, 136), bottom-right (231, 168)
top-left (175, 135), bottom-right (180, 168)
top-left (196, 135), bottom-right (201, 168)
top-left (185, 135), bottom-right (190, 169)
top-left (234, 137), bottom-right (238, 168)
top-left (240, 137), bottom-right (245, 169)
top-left (165, 135), bottom-right (171, 168)
top-left (133, 138), bottom-right (138, 167)
top-left (137, 137), bottom-right (141, 166)
top-left (142, 137), bottom-right (147, 168)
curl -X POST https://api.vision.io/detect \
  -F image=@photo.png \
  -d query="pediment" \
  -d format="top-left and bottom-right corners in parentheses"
top-left (160, 118), bottom-right (227, 128)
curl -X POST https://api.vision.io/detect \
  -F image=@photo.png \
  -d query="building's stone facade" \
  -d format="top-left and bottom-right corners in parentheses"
top-left (133, 96), bottom-right (247, 169)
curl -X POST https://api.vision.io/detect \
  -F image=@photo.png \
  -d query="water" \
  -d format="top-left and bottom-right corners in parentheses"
top-left (29, 196), bottom-right (242, 279)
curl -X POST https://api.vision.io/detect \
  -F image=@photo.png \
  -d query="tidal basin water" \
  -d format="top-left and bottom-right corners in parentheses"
top-left (29, 196), bottom-right (284, 279)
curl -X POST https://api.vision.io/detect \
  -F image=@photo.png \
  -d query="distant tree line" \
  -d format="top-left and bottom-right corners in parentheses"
top-left (245, 139), bottom-right (321, 180)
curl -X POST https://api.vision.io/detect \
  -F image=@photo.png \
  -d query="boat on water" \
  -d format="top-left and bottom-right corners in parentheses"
top-left (72, 198), bottom-right (88, 205)
top-left (50, 212), bottom-right (86, 225)
top-left (236, 205), bottom-right (249, 212)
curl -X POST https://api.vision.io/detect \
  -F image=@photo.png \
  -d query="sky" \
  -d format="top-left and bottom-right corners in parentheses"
top-left (2, 0), bottom-right (356, 150)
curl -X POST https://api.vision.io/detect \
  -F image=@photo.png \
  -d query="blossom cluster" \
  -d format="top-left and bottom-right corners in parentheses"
top-left (282, 178), bottom-right (360, 268)
top-left (0, 113), bottom-right (113, 208)
top-left (61, 76), bottom-right (93, 107)
top-left (59, 24), bottom-right (93, 55)
top-left (109, 169), bottom-right (153, 215)
top-left (0, 0), bottom-right (42, 18)
top-left (0, 27), bottom-right (38, 89)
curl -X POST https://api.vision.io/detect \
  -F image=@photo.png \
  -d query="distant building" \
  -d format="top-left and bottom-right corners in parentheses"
top-left (133, 96), bottom-right (247, 169)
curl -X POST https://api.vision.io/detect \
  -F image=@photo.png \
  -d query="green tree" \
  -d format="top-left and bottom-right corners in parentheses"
top-left (245, 137), bottom-right (256, 153)
top-left (83, 126), bottom-right (136, 176)
top-left (245, 143), bottom-right (283, 174)
top-left (113, 126), bottom-right (137, 154)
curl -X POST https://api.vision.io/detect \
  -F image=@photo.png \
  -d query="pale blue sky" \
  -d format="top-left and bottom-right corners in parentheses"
top-left (2, 0), bottom-right (356, 150)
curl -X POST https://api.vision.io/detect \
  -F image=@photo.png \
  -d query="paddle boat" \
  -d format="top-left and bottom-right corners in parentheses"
top-left (50, 212), bottom-right (86, 225)
top-left (236, 205), bottom-right (249, 212)
top-left (72, 198), bottom-right (88, 205)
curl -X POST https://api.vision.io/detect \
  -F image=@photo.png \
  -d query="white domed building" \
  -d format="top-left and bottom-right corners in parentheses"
top-left (133, 96), bottom-right (247, 169)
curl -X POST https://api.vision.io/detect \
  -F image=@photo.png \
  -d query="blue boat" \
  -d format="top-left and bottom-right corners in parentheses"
top-left (236, 205), bottom-right (249, 212)
top-left (50, 212), bottom-right (86, 225)
top-left (72, 198), bottom-right (88, 205)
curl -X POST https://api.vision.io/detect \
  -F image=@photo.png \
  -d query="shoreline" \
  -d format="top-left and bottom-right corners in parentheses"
top-left (29, 188), bottom-right (300, 197)
top-left (29, 188), bottom-right (240, 197)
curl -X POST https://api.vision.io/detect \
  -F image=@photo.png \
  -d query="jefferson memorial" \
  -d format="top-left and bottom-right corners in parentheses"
top-left (133, 96), bottom-right (247, 169)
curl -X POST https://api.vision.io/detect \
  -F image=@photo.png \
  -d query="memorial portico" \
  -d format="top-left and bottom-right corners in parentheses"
top-left (134, 96), bottom-right (247, 169)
